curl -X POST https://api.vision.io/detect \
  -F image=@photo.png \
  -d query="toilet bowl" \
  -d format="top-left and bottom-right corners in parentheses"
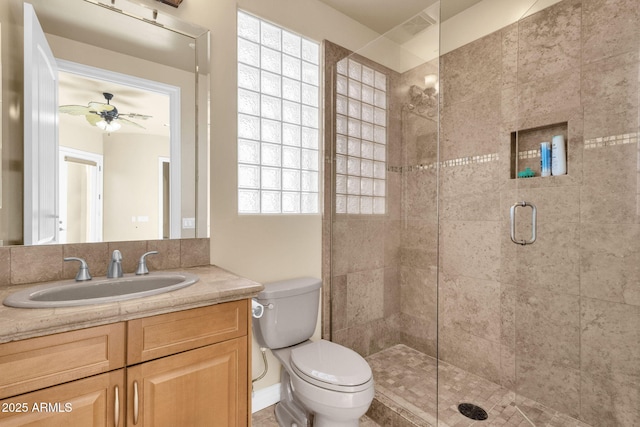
top-left (296, 341), bottom-right (374, 425)
top-left (253, 277), bottom-right (375, 426)
top-left (272, 340), bottom-right (374, 427)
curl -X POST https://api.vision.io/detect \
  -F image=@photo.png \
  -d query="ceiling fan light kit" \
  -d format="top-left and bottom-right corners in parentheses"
top-left (96, 119), bottom-right (121, 132)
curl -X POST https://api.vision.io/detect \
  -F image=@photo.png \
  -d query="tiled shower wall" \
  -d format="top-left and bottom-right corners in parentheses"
top-left (323, 41), bottom-right (405, 355)
top-left (323, 43), bottom-right (440, 357)
top-left (325, 0), bottom-right (639, 426)
top-left (396, 64), bottom-right (439, 357)
top-left (438, 0), bottom-right (639, 425)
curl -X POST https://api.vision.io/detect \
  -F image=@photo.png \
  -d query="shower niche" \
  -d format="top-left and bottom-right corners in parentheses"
top-left (510, 121), bottom-right (568, 179)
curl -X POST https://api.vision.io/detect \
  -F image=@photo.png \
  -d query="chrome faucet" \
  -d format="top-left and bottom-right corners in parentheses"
top-left (107, 250), bottom-right (123, 278)
top-left (136, 251), bottom-right (159, 275)
top-left (64, 257), bottom-right (92, 281)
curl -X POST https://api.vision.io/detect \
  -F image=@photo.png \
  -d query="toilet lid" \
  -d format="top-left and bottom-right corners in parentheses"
top-left (290, 340), bottom-right (372, 389)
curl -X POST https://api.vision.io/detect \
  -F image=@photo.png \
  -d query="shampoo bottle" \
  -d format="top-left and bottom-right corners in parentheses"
top-left (540, 142), bottom-right (551, 177)
top-left (551, 135), bottom-right (566, 175)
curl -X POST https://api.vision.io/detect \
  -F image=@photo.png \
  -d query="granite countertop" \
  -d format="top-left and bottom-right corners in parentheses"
top-left (0, 265), bottom-right (263, 344)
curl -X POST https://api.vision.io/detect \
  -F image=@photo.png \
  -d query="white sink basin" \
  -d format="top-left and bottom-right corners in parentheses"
top-left (3, 272), bottom-right (199, 308)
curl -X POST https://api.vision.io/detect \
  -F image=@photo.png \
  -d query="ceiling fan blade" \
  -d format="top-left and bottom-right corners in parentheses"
top-left (120, 112), bottom-right (152, 120)
top-left (88, 102), bottom-right (116, 113)
top-left (85, 113), bottom-right (103, 126)
top-left (118, 117), bottom-right (146, 129)
top-left (59, 105), bottom-right (92, 115)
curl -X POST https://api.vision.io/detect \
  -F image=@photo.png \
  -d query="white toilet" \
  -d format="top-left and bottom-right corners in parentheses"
top-left (253, 277), bottom-right (375, 427)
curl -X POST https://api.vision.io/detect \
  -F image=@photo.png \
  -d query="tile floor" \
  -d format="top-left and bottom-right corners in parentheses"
top-left (366, 344), bottom-right (594, 427)
top-left (252, 404), bottom-right (380, 426)
top-left (252, 344), bottom-right (594, 427)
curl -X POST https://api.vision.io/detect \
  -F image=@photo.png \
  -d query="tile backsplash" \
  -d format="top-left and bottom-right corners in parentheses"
top-left (0, 238), bottom-right (210, 288)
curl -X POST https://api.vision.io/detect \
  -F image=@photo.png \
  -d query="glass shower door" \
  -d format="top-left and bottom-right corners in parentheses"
top-left (508, 0), bottom-right (640, 426)
top-left (436, 0), bottom-right (635, 425)
top-left (324, 4), bottom-right (442, 424)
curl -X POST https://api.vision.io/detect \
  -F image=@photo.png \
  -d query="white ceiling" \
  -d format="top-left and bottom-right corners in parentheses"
top-left (316, 0), bottom-right (484, 34)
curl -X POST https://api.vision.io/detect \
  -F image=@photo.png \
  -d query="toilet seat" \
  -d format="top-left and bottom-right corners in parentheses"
top-left (290, 340), bottom-right (373, 393)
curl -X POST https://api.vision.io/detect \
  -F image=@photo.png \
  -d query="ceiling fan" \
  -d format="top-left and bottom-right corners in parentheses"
top-left (59, 92), bottom-right (151, 132)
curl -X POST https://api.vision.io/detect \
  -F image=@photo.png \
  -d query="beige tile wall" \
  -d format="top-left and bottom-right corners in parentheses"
top-left (0, 238), bottom-right (210, 288)
top-left (326, 0), bottom-right (638, 425)
top-left (438, 0), bottom-right (639, 425)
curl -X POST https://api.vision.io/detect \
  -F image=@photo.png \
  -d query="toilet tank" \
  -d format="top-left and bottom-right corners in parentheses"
top-left (253, 277), bottom-right (321, 349)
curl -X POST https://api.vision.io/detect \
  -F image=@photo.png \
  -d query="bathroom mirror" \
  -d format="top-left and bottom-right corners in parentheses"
top-left (1, 0), bottom-right (209, 245)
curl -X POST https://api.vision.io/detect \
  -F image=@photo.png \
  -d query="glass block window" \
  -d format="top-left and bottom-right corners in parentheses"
top-left (237, 10), bottom-right (320, 214)
top-left (335, 58), bottom-right (387, 214)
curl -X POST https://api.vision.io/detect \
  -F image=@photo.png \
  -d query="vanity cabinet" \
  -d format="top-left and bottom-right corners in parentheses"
top-left (0, 370), bottom-right (125, 426)
top-left (126, 301), bottom-right (249, 427)
top-left (0, 300), bottom-right (251, 427)
top-left (127, 337), bottom-right (246, 426)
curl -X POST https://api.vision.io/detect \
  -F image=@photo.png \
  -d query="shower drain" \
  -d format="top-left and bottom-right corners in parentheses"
top-left (458, 403), bottom-right (489, 421)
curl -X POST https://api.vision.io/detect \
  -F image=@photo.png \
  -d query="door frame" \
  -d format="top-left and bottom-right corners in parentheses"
top-left (158, 156), bottom-right (170, 239)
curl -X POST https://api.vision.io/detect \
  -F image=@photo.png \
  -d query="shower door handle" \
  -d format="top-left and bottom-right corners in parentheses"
top-left (510, 201), bottom-right (537, 245)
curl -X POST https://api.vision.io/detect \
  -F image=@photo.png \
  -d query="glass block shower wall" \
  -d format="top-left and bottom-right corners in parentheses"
top-left (335, 58), bottom-right (388, 215)
top-left (236, 11), bottom-right (321, 214)
top-left (322, 40), bottom-right (406, 357)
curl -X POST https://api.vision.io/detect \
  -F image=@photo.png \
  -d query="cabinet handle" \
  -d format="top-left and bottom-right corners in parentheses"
top-left (114, 385), bottom-right (120, 427)
top-left (133, 380), bottom-right (140, 425)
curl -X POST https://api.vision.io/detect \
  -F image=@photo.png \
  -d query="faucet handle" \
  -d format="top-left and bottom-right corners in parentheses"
top-left (64, 257), bottom-right (92, 281)
top-left (136, 251), bottom-right (159, 275)
top-left (111, 249), bottom-right (122, 261)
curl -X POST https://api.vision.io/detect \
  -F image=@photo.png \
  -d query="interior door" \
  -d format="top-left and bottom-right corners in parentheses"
top-left (23, 2), bottom-right (59, 245)
top-left (59, 147), bottom-right (103, 244)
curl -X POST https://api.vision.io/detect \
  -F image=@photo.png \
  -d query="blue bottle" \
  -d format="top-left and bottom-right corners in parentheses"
top-left (540, 142), bottom-right (551, 177)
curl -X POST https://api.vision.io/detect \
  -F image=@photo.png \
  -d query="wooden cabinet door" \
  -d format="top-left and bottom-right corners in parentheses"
top-left (0, 369), bottom-right (125, 427)
top-left (127, 301), bottom-right (248, 365)
top-left (0, 323), bottom-right (125, 400)
top-left (127, 337), bottom-right (248, 427)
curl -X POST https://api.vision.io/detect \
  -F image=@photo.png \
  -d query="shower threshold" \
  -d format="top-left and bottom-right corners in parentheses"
top-left (365, 344), bottom-right (593, 427)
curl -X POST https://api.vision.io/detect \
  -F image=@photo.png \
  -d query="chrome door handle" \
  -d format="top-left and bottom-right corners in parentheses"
top-left (510, 201), bottom-right (537, 245)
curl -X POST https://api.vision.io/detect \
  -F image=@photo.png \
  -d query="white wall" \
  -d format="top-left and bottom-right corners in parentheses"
top-left (102, 133), bottom-right (170, 241)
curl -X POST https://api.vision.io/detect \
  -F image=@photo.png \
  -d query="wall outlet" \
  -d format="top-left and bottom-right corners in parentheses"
top-left (182, 218), bottom-right (196, 229)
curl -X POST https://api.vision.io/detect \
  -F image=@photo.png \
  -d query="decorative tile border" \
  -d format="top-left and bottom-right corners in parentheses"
top-left (441, 153), bottom-right (499, 168)
top-left (584, 132), bottom-right (638, 150)
top-left (389, 131), bottom-right (639, 173)
top-left (392, 153), bottom-right (500, 173)
top-left (400, 163), bottom-right (438, 172)
top-left (515, 132), bottom-right (639, 159)
top-left (518, 149), bottom-right (540, 160)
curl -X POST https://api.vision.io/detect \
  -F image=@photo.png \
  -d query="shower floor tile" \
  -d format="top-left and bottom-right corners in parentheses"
top-left (365, 344), bottom-right (593, 427)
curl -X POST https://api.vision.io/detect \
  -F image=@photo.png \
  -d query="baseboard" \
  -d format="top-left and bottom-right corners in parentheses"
top-left (252, 382), bottom-right (281, 413)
